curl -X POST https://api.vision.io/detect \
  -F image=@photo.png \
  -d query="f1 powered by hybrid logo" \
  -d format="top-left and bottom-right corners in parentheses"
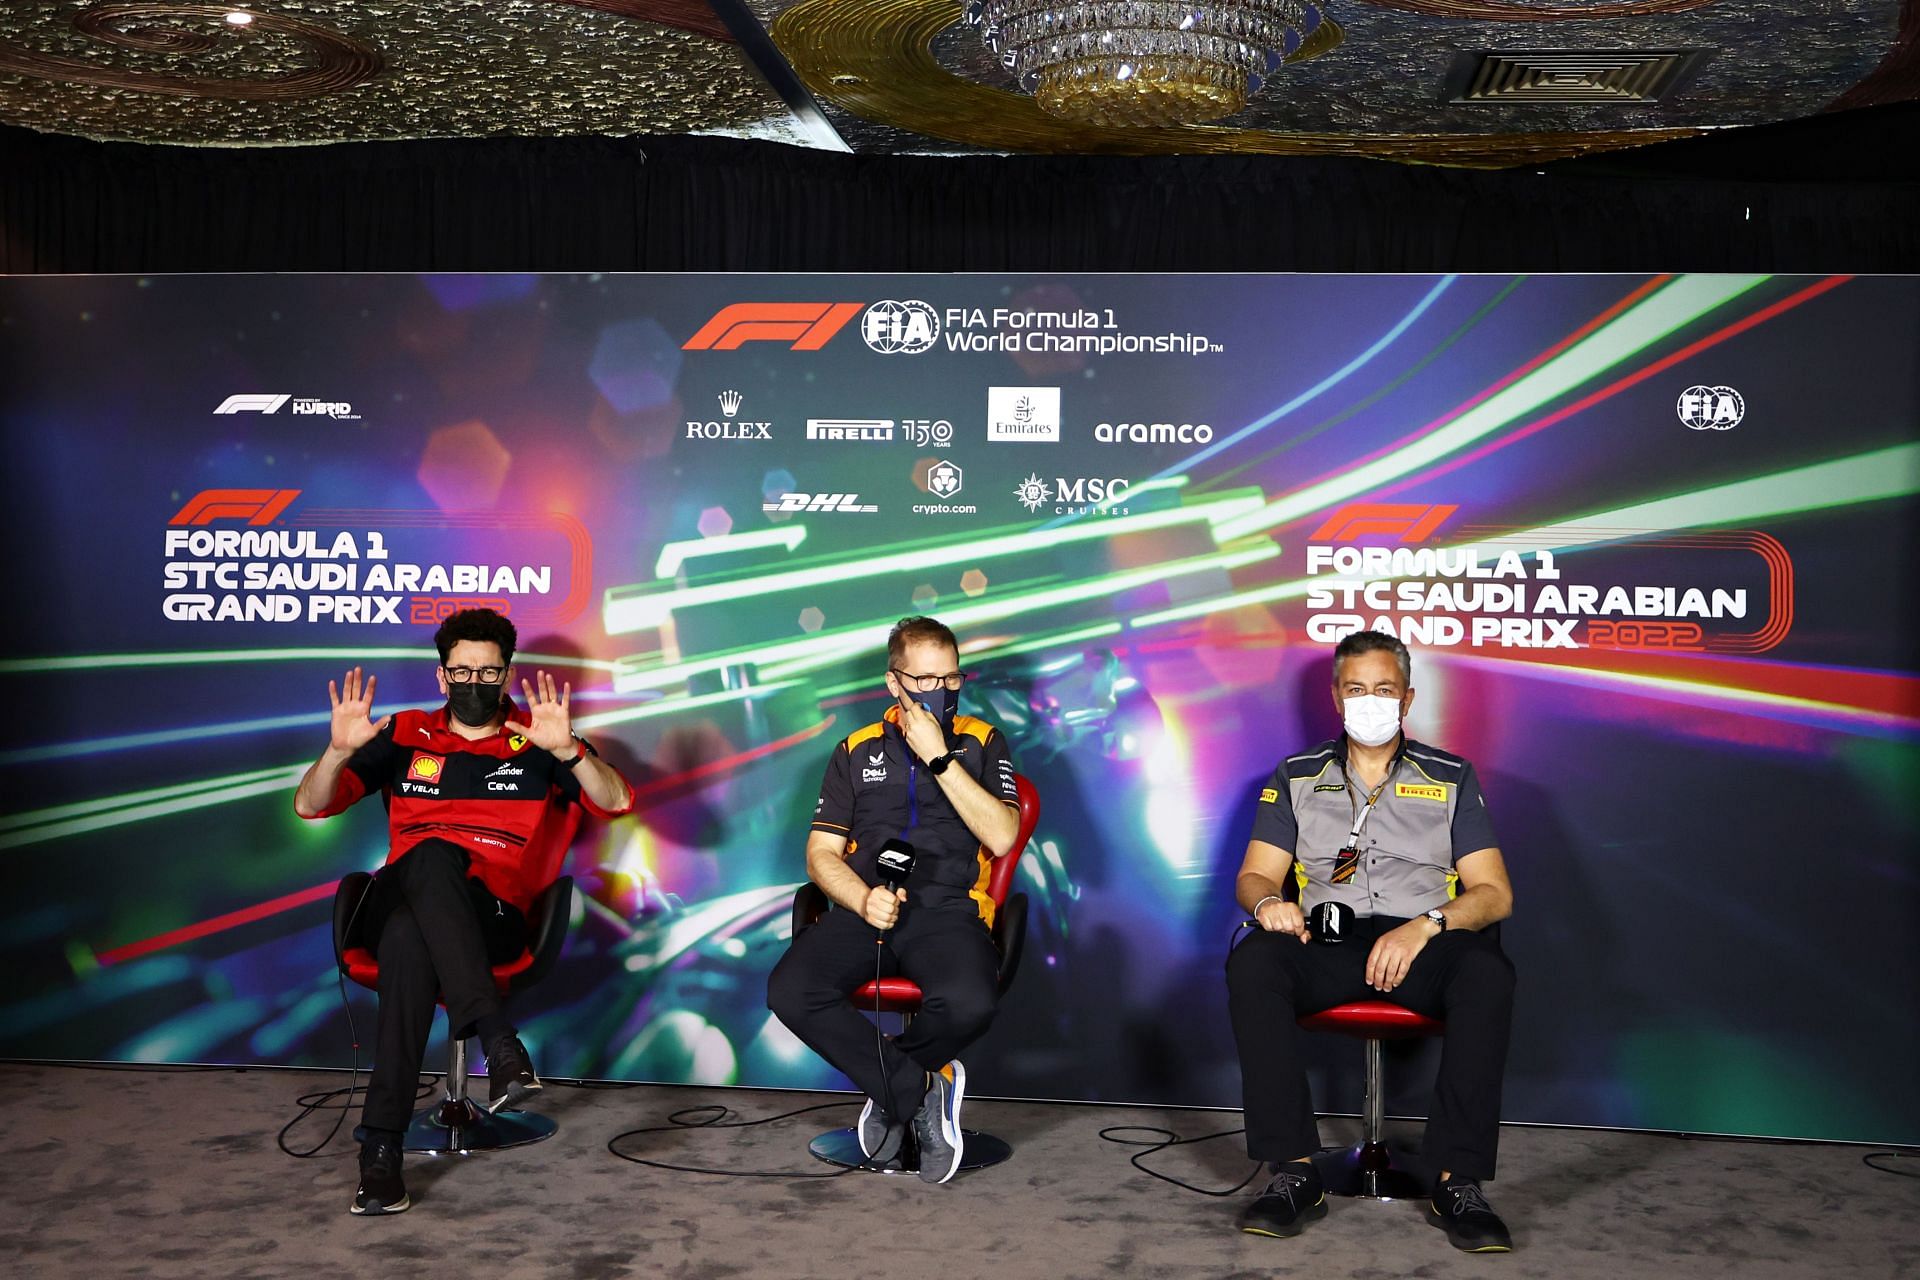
top-left (214, 394), bottom-right (360, 420)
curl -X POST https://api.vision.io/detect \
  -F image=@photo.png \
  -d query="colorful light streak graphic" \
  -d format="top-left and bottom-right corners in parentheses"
top-left (1148, 275), bottom-right (1460, 483)
top-left (0, 648), bottom-right (621, 676)
top-left (603, 487), bottom-right (1263, 633)
top-left (1213, 274), bottom-right (1770, 541)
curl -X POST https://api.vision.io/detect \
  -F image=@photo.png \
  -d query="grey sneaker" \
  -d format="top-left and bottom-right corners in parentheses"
top-left (910, 1061), bottom-right (966, 1184)
top-left (858, 1097), bottom-right (905, 1167)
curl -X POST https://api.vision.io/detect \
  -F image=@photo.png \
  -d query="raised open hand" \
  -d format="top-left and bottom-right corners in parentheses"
top-left (505, 670), bottom-right (575, 756)
top-left (328, 667), bottom-right (390, 755)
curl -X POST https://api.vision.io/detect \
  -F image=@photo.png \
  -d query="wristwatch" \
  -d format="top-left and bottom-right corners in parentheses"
top-left (1424, 907), bottom-right (1448, 932)
top-left (926, 750), bottom-right (955, 776)
top-left (559, 733), bottom-right (594, 768)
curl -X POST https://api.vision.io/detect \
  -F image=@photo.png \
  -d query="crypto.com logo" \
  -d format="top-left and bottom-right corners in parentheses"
top-left (169, 488), bottom-right (301, 526)
top-left (1310, 503), bottom-right (1459, 544)
top-left (683, 303), bottom-right (864, 351)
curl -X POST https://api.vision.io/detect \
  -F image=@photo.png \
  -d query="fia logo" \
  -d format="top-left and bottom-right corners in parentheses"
top-left (1677, 385), bottom-right (1745, 430)
top-left (861, 301), bottom-right (940, 354)
top-left (862, 750), bottom-right (889, 783)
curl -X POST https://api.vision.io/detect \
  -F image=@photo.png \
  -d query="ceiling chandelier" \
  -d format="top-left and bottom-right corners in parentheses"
top-left (966, 0), bottom-right (1326, 128)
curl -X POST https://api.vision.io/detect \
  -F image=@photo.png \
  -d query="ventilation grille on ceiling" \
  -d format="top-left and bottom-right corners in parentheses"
top-left (1450, 50), bottom-right (1707, 105)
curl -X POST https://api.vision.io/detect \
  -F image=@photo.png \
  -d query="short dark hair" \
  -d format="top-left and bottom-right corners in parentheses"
top-left (434, 608), bottom-right (517, 665)
top-left (1333, 629), bottom-right (1410, 685)
top-left (887, 615), bottom-right (959, 668)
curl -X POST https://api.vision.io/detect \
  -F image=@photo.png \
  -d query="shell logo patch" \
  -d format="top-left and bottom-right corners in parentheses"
top-left (1259, 787), bottom-right (1278, 804)
top-left (508, 734), bottom-right (528, 752)
top-left (408, 753), bottom-right (444, 782)
top-left (1395, 782), bottom-right (1447, 802)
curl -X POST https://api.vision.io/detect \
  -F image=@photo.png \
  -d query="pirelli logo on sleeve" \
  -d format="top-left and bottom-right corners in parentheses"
top-left (1259, 787), bottom-right (1279, 804)
top-left (1395, 782), bottom-right (1447, 802)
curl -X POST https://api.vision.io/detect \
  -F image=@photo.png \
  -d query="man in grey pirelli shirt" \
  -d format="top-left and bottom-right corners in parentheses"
top-left (1227, 629), bottom-right (1518, 1253)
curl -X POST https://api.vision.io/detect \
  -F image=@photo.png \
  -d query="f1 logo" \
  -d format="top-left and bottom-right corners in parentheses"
top-left (214, 395), bottom-right (292, 414)
top-left (168, 489), bottom-right (301, 526)
top-left (683, 303), bottom-right (864, 351)
top-left (1310, 503), bottom-right (1459, 544)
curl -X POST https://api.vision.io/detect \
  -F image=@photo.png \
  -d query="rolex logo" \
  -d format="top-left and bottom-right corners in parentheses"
top-left (718, 389), bottom-right (744, 416)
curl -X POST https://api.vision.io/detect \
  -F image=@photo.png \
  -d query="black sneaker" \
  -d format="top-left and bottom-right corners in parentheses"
top-left (1426, 1178), bottom-right (1513, 1252)
top-left (1238, 1163), bottom-right (1327, 1238)
top-left (350, 1136), bottom-right (410, 1216)
top-left (910, 1061), bottom-right (966, 1184)
top-left (859, 1097), bottom-right (906, 1167)
top-left (484, 1032), bottom-right (543, 1114)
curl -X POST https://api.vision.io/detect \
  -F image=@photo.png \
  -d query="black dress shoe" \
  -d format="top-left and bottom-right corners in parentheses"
top-left (1426, 1178), bottom-right (1513, 1252)
top-left (350, 1136), bottom-right (410, 1216)
top-left (1238, 1165), bottom-right (1327, 1238)
top-left (484, 1032), bottom-right (543, 1114)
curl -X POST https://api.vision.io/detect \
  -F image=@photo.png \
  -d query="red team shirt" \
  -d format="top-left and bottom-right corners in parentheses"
top-left (304, 701), bottom-right (633, 912)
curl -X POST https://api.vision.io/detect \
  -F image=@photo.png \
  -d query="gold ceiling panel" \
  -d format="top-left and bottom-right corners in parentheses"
top-left (771, 0), bottom-right (1703, 165)
top-left (0, 0), bottom-right (785, 143)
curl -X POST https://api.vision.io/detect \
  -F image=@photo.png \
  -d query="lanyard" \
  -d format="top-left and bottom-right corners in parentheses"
top-left (1341, 757), bottom-right (1399, 849)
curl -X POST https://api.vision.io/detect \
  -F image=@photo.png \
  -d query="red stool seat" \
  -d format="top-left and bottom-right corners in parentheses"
top-left (1298, 1000), bottom-right (1444, 1040)
top-left (850, 977), bottom-right (927, 1016)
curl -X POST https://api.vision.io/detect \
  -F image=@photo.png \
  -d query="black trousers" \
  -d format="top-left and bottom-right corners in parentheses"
top-left (356, 839), bottom-right (526, 1135)
top-left (1226, 916), bottom-right (1515, 1180)
top-left (767, 902), bottom-right (999, 1119)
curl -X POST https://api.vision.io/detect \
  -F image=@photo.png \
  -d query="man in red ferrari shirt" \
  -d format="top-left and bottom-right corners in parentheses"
top-left (293, 608), bottom-right (633, 1215)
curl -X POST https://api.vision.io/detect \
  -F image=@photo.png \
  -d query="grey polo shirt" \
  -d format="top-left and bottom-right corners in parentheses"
top-left (1251, 736), bottom-right (1498, 919)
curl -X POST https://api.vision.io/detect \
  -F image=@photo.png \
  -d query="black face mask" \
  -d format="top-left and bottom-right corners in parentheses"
top-left (912, 684), bottom-right (960, 730)
top-left (447, 680), bottom-right (505, 728)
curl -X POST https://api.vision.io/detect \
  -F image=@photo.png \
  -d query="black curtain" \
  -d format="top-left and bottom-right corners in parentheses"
top-left (4, 104), bottom-right (1919, 274)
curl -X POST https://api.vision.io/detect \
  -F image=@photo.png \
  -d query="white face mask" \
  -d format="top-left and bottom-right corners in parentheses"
top-left (1342, 694), bottom-right (1403, 748)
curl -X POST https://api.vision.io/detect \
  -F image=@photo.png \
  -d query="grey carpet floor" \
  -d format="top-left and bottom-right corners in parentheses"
top-left (1, 1063), bottom-right (1914, 1279)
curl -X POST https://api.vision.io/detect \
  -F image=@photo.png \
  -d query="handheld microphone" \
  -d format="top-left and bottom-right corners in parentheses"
top-left (875, 838), bottom-right (916, 933)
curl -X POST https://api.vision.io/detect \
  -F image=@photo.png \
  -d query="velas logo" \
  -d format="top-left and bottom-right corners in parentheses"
top-left (1310, 503), bottom-right (1459, 544)
top-left (683, 303), bottom-right (864, 351)
top-left (169, 489), bottom-right (301, 526)
top-left (687, 389), bottom-right (772, 441)
top-left (408, 753), bottom-right (444, 782)
top-left (763, 492), bottom-right (878, 514)
top-left (861, 301), bottom-right (940, 354)
top-left (213, 394), bottom-right (359, 419)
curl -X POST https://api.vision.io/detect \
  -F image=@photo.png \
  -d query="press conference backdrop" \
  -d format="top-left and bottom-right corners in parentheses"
top-left (1, 274), bottom-right (1915, 1145)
